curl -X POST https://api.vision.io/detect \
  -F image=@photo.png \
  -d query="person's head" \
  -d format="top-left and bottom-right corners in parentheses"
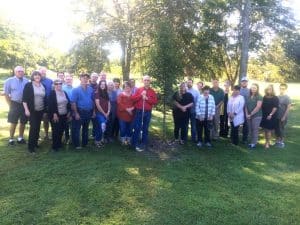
top-left (14, 66), bottom-right (25, 78)
top-left (64, 73), bottom-right (73, 86)
top-left (187, 78), bottom-right (193, 89)
top-left (179, 82), bottom-right (187, 93)
top-left (265, 84), bottom-right (275, 97)
top-left (99, 72), bottom-right (107, 81)
top-left (53, 79), bottom-right (63, 91)
top-left (39, 67), bottom-right (47, 78)
top-left (113, 78), bottom-right (121, 89)
top-left (197, 81), bottom-right (204, 91)
top-left (79, 73), bottom-right (90, 86)
top-left (250, 83), bottom-right (260, 96)
top-left (129, 78), bottom-right (136, 87)
top-left (240, 76), bottom-right (249, 88)
top-left (90, 72), bottom-right (99, 84)
top-left (107, 81), bottom-right (115, 91)
top-left (57, 72), bottom-right (65, 81)
top-left (99, 80), bottom-right (107, 91)
top-left (279, 83), bottom-right (288, 95)
top-left (232, 85), bottom-right (241, 96)
top-left (224, 81), bottom-right (230, 92)
top-left (143, 75), bottom-right (151, 88)
top-left (123, 81), bottom-right (132, 93)
top-left (31, 70), bottom-right (42, 83)
top-left (212, 79), bottom-right (219, 89)
top-left (202, 85), bottom-right (210, 96)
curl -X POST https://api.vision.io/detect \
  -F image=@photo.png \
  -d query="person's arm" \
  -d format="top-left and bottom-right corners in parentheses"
top-left (145, 89), bottom-right (158, 105)
top-left (235, 97), bottom-right (245, 114)
top-left (250, 100), bottom-right (262, 117)
top-left (210, 97), bottom-right (216, 120)
top-left (4, 80), bottom-right (11, 106)
top-left (71, 103), bottom-right (80, 120)
top-left (282, 97), bottom-right (292, 121)
top-left (117, 95), bottom-right (127, 112)
top-left (107, 101), bottom-right (111, 118)
top-left (267, 97), bottom-right (278, 120)
top-left (95, 99), bottom-right (106, 115)
top-left (131, 89), bottom-right (142, 102)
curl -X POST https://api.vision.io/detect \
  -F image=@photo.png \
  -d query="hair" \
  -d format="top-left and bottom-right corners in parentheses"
top-left (57, 71), bottom-right (64, 76)
top-left (97, 80), bottom-right (109, 100)
top-left (197, 81), bottom-right (204, 86)
top-left (30, 70), bottom-right (41, 81)
top-left (123, 81), bottom-right (131, 89)
top-left (265, 84), bottom-right (276, 96)
top-left (113, 78), bottom-right (120, 83)
top-left (202, 85), bottom-right (210, 91)
top-left (187, 78), bottom-right (193, 82)
top-left (79, 73), bottom-right (90, 78)
top-left (233, 85), bottom-right (241, 91)
top-left (91, 72), bottom-right (98, 78)
top-left (280, 83), bottom-right (288, 89)
top-left (14, 66), bottom-right (24, 73)
top-left (250, 83), bottom-right (260, 97)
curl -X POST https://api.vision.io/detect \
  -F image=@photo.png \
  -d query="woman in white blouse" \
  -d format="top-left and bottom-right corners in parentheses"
top-left (227, 85), bottom-right (245, 145)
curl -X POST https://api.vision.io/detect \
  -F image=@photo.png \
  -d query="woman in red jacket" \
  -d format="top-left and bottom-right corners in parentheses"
top-left (117, 81), bottom-right (135, 145)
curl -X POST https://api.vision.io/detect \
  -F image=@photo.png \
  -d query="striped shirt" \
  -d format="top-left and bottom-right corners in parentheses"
top-left (195, 94), bottom-right (215, 120)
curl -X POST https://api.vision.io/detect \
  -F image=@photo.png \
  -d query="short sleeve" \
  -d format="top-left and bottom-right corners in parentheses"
top-left (3, 79), bottom-right (10, 95)
top-left (70, 88), bottom-right (77, 103)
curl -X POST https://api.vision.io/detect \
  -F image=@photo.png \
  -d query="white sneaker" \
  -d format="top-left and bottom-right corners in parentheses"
top-left (135, 146), bottom-right (144, 152)
top-left (197, 142), bottom-right (202, 147)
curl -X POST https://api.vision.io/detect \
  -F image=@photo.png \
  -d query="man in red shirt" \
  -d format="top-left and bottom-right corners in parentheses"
top-left (131, 75), bottom-right (158, 151)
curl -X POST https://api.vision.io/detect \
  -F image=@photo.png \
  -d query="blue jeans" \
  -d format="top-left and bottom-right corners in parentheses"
top-left (189, 111), bottom-right (197, 142)
top-left (71, 109), bottom-right (92, 148)
top-left (119, 119), bottom-right (132, 138)
top-left (131, 110), bottom-right (151, 148)
top-left (95, 113), bottom-right (107, 141)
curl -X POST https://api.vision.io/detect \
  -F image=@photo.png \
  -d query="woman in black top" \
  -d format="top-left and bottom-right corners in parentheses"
top-left (260, 84), bottom-right (279, 149)
top-left (23, 71), bottom-right (47, 153)
top-left (172, 82), bottom-right (194, 145)
top-left (49, 79), bottom-right (71, 151)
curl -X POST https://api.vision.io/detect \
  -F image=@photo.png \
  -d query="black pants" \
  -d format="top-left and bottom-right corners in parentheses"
top-left (28, 110), bottom-right (44, 152)
top-left (173, 114), bottom-right (189, 141)
top-left (242, 113), bottom-right (248, 142)
top-left (230, 122), bottom-right (240, 145)
top-left (64, 120), bottom-right (71, 141)
top-left (196, 119), bottom-right (211, 143)
top-left (220, 113), bottom-right (229, 137)
top-left (51, 114), bottom-right (67, 150)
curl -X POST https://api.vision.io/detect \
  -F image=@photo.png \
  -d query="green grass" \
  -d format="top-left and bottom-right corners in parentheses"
top-left (0, 93), bottom-right (300, 224)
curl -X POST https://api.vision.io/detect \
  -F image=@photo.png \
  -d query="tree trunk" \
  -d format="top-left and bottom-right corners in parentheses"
top-left (120, 34), bottom-right (132, 81)
top-left (239, 0), bottom-right (251, 82)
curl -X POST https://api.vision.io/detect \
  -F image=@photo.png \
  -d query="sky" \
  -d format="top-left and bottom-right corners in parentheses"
top-left (0, 0), bottom-right (299, 58)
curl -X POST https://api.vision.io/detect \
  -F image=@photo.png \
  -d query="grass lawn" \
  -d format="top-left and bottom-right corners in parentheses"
top-left (0, 79), bottom-right (299, 224)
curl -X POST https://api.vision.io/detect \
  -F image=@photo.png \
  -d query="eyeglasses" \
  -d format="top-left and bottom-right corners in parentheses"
top-left (54, 83), bottom-right (62, 85)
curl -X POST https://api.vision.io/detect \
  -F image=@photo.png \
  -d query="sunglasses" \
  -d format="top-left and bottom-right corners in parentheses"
top-left (54, 83), bottom-right (62, 85)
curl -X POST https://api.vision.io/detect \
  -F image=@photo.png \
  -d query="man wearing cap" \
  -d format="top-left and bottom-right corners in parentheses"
top-left (89, 72), bottom-right (99, 139)
top-left (4, 66), bottom-right (29, 145)
top-left (71, 73), bottom-right (94, 149)
top-left (240, 76), bottom-right (250, 144)
top-left (131, 75), bottom-right (158, 152)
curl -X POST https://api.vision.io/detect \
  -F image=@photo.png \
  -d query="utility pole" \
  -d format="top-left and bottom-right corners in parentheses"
top-left (239, 0), bottom-right (251, 82)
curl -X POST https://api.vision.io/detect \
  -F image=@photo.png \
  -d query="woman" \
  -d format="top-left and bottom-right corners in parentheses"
top-left (195, 85), bottom-right (215, 147)
top-left (94, 80), bottom-right (111, 147)
top-left (260, 84), bottom-right (279, 149)
top-left (172, 82), bottom-right (194, 145)
top-left (245, 83), bottom-right (263, 148)
top-left (117, 81), bottom-right (135, 145)
top-left (106, 81), bottom-right (118, 142)
top-left (23, 71), bottom-right (47, 153)
top-left (227, 85), bottom-right (245, 145)
top-left (48, 79), bottom-right (71, 151)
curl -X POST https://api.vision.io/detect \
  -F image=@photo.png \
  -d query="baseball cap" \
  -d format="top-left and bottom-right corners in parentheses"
top-left (241, 76), bottom-right (248, 82)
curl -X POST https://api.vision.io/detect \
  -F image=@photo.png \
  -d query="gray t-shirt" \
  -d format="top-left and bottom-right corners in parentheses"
top-left (56, 91), bottom-right (68, 115)
top-left (277, 95), bottom-right (291, 119)
top-left (33, 84), bottom-right (45, 111)
top-left (240, 87), bottom-right (250, 100)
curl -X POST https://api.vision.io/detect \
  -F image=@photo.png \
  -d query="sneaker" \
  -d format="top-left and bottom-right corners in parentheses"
top-left (8, 139), bottom-right (15, 146)
top-left (205, 142), bottom-right (212, 147)
top-left (17, 138), bottom-right (26, 144)
top-left (248, 143), bottom-right (256, 149)
top-left (278, 142), bottom-right (285, 148)
top-left (75, 146), bottom-right (82, 150)
top-left (197, 142), bottom-right (203, 147)
top-left (179, 140), bottom-right (185, 145)
top-left (135, 146), bottom-right (144, 152)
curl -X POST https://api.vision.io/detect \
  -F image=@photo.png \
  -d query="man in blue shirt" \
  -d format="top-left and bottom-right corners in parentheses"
top-left (39, 67), bottom-right (53, 140)
top-left (71, 73), bottom-right (94, 149)
top-left (4, 66), bottom-right (29, 145)
top-left (62, 73), bottom-right (73, 143)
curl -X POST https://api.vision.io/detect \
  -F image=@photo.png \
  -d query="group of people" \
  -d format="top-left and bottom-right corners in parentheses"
top-left (4, 65), bottom-right (291, 154)
top-left (4, 66), bottom-right (157, 153)
top-left (172, 77), bottom-right (292, 149)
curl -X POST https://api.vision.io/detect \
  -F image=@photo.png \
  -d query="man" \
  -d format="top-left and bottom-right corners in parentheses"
top-left (71, 73), bottom-right (94, 149)
top-left (89, 72), bottom-right (99, 138)
top-left (62, 73), bottom-right (73, 143)
top-left (186, 79), bottom-right (200, 142)
top-left (240, 76), bottom-right (250, 144)
top-left (99, 72), bottom-right (107, 82)
top-left (4, 66), bottom-right (29, 145)
top-left (131, 75), bottom-right (158, 151)
top-left (275, 83), bottom-right (292, 148)
top-left (113, 78), bottom-right (122, 96)
top-left (130, 78), bottom-right (138, 94)
top-left (210, 79), bottom-right (225, 140)
top-left (57, 72), bottom-right (65, 83)
top-left (39, 67), bottom-right (53, 140)
top-left (112, 78), bottom-right (122, 138)
top-left (197, 81), bottom-right (204, 94)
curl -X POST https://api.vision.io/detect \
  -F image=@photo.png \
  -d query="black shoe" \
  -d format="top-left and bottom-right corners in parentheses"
top-left (8, 140), bottom-right (15, 146)
top-left (17, 139), bottom-right (26, 144)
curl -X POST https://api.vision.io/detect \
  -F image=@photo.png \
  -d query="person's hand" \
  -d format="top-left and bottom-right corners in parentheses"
top-left (126, 108), bottom-right (133, 115)
top-left (267, 114), bottom-right (272, 120)
top-left (75, 112), bottom-right (80, 120)
top-left (246, 114), bottom-right (251, 119)
top-left (281, 116), bottom-right (286, 122)
top-left (53, 113), bottom-right (59, 123)
top-left (25, 109), bottom-right (30, 117)
top-left (208, 116), bottom-right (213, 121)
top-left (181, 106), bottom-right (186, 112)
top-left (92, 111), bottom-right (96, 118)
